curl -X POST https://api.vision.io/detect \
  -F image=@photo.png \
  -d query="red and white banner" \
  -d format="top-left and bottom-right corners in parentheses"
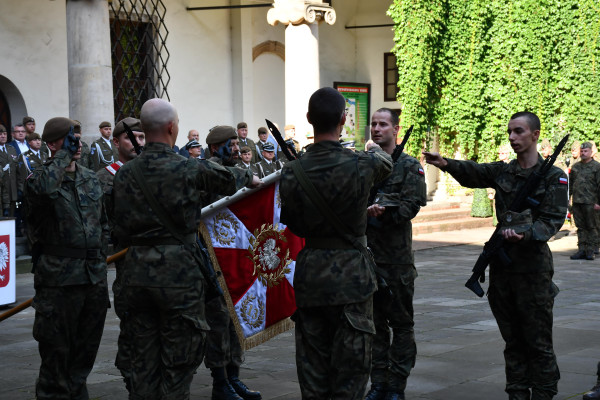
top-left (201, 173), bottom-right (304, 349)
top-left (0, 220), bottom-right (15, 306)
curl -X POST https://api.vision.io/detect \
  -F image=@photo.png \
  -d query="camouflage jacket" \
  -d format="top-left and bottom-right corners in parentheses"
top-left (77, 141), bottom-right (95, 170)
top-left (444, 155), bottom-right (568, 273)
top-left (113, 142), bottom-right (253, 287)
top-left (367, 153), bottom-right (427, 265)
top-left (24, 149), bottom-right (108, 287)
top-left (569, 159), bottom-right (600, 204)
top-left (280, 141), bottom-right (392, 307)
top-left (96, 161), bottom-right (123, 231)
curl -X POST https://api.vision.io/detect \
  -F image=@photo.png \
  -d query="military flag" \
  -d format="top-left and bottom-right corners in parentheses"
top-left (200, 172), bottom-right (303, 350)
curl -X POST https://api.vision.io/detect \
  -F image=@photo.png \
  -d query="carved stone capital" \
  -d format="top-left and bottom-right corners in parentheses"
top-left (267, 0), bottom-right (336, 27)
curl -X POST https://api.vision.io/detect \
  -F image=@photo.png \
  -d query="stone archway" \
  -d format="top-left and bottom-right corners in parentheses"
top-left (252, 40), bottom-right (285, 62)
top-left (0, 75), bottom-right (27, 135)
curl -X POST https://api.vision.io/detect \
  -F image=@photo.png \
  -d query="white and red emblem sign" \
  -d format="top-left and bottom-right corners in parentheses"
top-left (202, 175), bottom-right (303, 349)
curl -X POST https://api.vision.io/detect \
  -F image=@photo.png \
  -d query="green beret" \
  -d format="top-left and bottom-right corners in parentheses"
top-left (581, 141), bottom-right (593, 149)
top-left (42, 117), bottom-right (74, 142)
top-left (0, 124), bottom-right (6, 133)
top-left (240, 146), bottom-right (251, 153)
top-left (206, 125), bottom-right (237, 145)
top-left (113, 117), bottom-right (142, 138)
top-left (237, 122), bottom-right (247, 130)
top-left (22, 116), bottom-right (35, 125)
top-left (99, 121), bottom-right (112, 129)
top-left (258, 127), bottom-right (268, 135)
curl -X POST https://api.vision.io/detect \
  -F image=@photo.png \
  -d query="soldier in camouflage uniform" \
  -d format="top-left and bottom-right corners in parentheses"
top-left (204, 126), bottom-right (263, 400)
top-left (24, 117), bottom-right (109, 400)
top-left (364, 109), bottom-right (427, 400)
top-left (424, 111), bottom-right (567, 400)
top-left (279, 87), bottom-right (392, 400)
top-left (96, 117), bottom-right (145, 392)
top-left (568, 142), bottom-right (600, 260)
top-left (112, 100), bottom-right (260, 399)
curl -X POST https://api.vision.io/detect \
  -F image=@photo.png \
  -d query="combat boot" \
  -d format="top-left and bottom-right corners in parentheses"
top-left (385, 391), bottom-right (405, 400)
top-left (584, 384), bottom-right (600, 400)
top-left (365, 383), bottom-right (387, 400)
top-left (586, 250), bottom-right (596, 260)
top-left (226, 365), bottom-right (262, 400)
top-left (211, 368), bottom-right (243, 400)
top-left (508, 389), bottom-right (531, 400)
top-left (570, 250), bottom-right (587, 260)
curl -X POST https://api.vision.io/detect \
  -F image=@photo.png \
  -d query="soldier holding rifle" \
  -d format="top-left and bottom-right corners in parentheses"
top-left (423, 111), bottom-right (567, 400)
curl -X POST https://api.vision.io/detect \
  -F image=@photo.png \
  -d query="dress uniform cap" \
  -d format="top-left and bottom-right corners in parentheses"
top-left (501, 209), bottom-right (532, 234)
top-left (206, 125), bottom-right (237, 145)
top-left (42, 117), bottom-right (75, 142)
top-left (258, 127), bottom-right (268, 135)
top-left (22, 116), bottom-right (35, 125)
top-left (581, 141), bottom-right (593, 150)
top-left (185, 140), bottom-right (201, 150)
top-left (113, 117), bottom-right (142, 138)
top-left (99, 121), bottom-right (112, 129)
top-left (237, 122), bottom-right (247, 130)
top-left (0, 124), bottom-right (6, 133)
top-left (262, 142), bottom-right (275, 152)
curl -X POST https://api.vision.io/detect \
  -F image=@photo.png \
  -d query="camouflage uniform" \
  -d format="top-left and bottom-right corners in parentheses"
top-left (279, 141), bottom-right (392, 400)
top-left (569, 159), bottom-right (600, 253)
top-left (77, 141), bottom-right (95, 170)
top-left (366, 153), bottom-right (427, 394)
top-left (24, 149), bottom-right (109, 400)
top-left (112, 142), bottom-right (253, 399)
top-left (443, 155), bottom-right (567, 399)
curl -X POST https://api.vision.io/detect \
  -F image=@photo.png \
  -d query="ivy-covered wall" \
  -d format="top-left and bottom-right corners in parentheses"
top-left (388, 0), bottom-right (600, 161)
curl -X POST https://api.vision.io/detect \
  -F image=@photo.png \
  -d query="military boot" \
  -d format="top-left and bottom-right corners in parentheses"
top-left (226, 365), bottom-right (262, 400)
top-left (365, 383), bottom-right (387, 400)
top-left (570, 250), bottom-right (587, 260)
top-left (211, 368), bottom-right (243, 400)
top-left (584, 384), bottom-right (600, 400)
top-left (508, 389), bottom-right (531, 400)
top-left (385, 391), bottom-right (405, 400)
top-left (586, 250), bottom-right (596, 260)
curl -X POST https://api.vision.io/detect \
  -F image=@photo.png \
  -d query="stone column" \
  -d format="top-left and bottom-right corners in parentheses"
top-left (66, 0), bottom-right (114, 144)
top-left (268, 0), bottom-right (336, 148)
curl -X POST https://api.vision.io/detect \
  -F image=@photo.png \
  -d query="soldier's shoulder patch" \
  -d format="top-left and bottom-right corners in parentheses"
top-left (559, 177), bottom-right (568, 185)
top-left (418, 167), bottom-right (424, 175)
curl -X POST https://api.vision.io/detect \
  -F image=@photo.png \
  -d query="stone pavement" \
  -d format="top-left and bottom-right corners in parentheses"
top-left (1, 226), bottom-right (600, 400)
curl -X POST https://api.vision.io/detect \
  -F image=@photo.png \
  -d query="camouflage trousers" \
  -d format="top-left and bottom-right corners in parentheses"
top-left (204, 295), bottom-right (243, 369)
top-left (573, 203), bottom-right (599, 251)
top-left (294, 298), bottom-right (375, 400)
top-left (112, 261), bottom-right (132, 392)
top-left (488, 269), bottom-right (560, 400)
top-left (370, 263), bottom-right (417, 392)
top-left (33, 280), bottom-right (109, 400)
top-left (120, 282), bottom-right (209, 400)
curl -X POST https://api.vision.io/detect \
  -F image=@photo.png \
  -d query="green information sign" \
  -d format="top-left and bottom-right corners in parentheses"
top-left (334, 82), bottom-right (371, 150)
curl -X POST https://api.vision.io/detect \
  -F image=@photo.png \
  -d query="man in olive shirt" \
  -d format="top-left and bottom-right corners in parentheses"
top-left (424, 111), bottom-right (567, 400)
top-left (280, 87), bottom-right (392, 399)
top-left (364, 108), bottom-right (426, 400)
top-left (569, 141), bottom-right (600, 260)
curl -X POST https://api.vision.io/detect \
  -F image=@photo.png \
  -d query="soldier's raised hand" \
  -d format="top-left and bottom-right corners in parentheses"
top-left (422, 151), bottom-right (448, 168)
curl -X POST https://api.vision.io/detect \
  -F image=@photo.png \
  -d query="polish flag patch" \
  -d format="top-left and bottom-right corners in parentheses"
top-left (418, 168), bottom-right (425, 175)
top-left (559, 177), bottom-right (568, 185)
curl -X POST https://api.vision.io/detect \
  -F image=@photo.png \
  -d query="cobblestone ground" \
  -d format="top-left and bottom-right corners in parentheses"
top-left (1, 228), bottom-right (599, 400)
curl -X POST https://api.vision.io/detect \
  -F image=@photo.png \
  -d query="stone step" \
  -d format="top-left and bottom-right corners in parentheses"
top-left (420, 201), bottom-right (463, 211)
top-left (414, 206), bottom-right (474, 223)
top-left (413, 216), bottom-right (493, 236)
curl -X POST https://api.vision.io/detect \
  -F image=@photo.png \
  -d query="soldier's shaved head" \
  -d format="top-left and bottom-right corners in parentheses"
top-left (141, 98), bottom-right (178, 135)
top-left (307, 87), bottom-right (346, 135)
top-left (510, 111), bottom-right (540, 133)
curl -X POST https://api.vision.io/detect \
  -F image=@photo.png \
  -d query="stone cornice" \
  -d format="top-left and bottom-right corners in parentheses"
top-left (267, 1), bottom-right (336, 27)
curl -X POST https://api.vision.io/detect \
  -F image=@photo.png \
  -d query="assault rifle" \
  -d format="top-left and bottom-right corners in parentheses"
top-left (265, 119), bottom-right (299, 161)
top-left (465, 134), bottom-right (570, 297)
top-left (123, 122), bottom-right (144, 155)
top-left (391, 125), bottom-right (413, 163)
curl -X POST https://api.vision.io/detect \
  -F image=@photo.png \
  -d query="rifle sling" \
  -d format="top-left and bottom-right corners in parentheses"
top-left (289, 160), bottom-right (373, 264)
top-left (130, 161), bottom-right (193, 245)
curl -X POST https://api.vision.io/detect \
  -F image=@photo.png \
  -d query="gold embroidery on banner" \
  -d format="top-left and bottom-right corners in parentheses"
top-left (240, 295), bottom-right (265, 329)
top-left (212, 212), bottom-right (239, 246)
top-left (247, 224), bottom-right (292, 287)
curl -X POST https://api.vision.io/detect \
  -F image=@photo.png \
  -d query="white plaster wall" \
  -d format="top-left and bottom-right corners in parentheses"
top-left (0, 0), bottom-right (69, 129)
top-left (164, 0), bottom-right (234, 148)
top-left (252, 53), bottom-right (285, 136)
